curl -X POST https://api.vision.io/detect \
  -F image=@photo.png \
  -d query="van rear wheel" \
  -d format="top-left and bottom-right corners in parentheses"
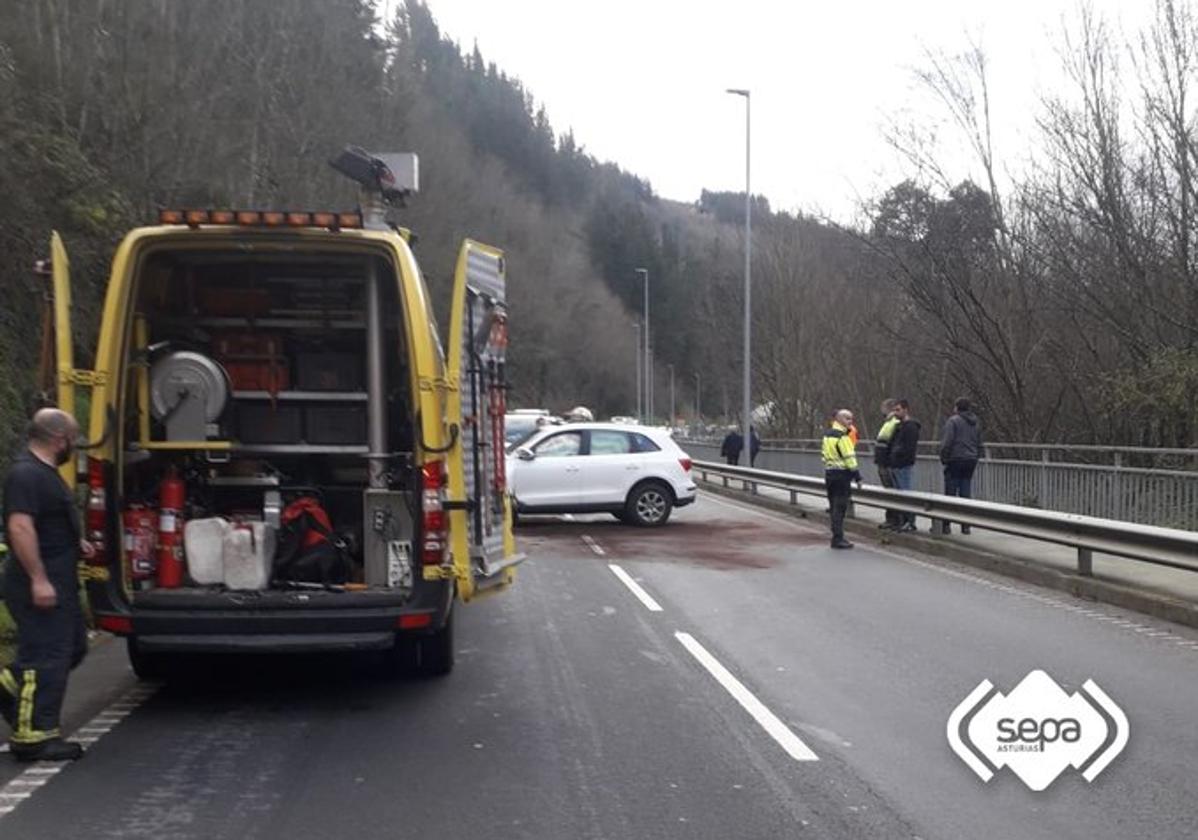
top-left (416, 609), bottom-right (455, 677)
top-left (126, 638), bottom-right (167, 681)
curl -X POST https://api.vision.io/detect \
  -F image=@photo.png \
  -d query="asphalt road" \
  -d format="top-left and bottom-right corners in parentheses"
top-left (2, 494), bottom-right (1197, 839)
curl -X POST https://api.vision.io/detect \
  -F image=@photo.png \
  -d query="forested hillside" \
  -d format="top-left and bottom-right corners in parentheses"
top-left (0, 0), bottom-right (1195, 456)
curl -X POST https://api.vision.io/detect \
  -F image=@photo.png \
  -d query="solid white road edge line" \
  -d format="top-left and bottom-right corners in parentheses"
top-left (0, 682), bottom-right (159, 822)
top-left (675, 631), bottom-right (819, 762)
top-left (608, 564), bottom-right (663, 612)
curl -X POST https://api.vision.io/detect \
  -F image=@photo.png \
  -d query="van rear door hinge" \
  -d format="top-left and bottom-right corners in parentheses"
top-left (418, 375), bottom-right (458, 393)
top-left (60, 369), bottom-right (108, 387)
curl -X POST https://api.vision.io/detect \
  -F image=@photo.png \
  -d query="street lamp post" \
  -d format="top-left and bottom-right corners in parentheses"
top-left (694, 371), bottom-right (701, 427)
top-left (726, 88), bottom-right (752, 459)
top-left (636, 267), bottom-right (650, 423)
top-left (668, 364), bottom-right (675, 427)
top-left (634, 321), bottom-right (642, 422)
top-left (648, 346), bottom-right (655, 424)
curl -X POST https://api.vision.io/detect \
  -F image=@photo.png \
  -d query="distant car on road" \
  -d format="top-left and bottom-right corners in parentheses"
top-left (609, 415), bottom-right (638, 425)
top-left (505, 409), bottom-right (554, 448)
top-left (507, 423), bottom-right (696, 526)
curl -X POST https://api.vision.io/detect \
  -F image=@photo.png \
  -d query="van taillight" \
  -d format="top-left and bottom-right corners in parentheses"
top-left (421, 460), bottom-right (447, 566)
top-left (97, 615), bottom-right (132, 635)
top-left (85, 459), bottom-right (109, 566)
top-left (679, 457), bottom-right (693, 473)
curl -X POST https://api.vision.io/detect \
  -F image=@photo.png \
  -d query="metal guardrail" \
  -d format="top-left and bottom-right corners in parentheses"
top-left (737, 438), bottom-right (1198, 461)
top-left (682, 440), bottom-right (1198, 530)
top-left (693, 460), bottom-right (1198, 577)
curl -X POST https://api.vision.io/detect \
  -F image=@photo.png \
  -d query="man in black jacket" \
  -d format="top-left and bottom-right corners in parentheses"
top-left (888, 399), bottom-right (921, 532)
top-left (719, 428), bottom-right (743, 465)
top-left (939, 398), bottom-right (983, 534)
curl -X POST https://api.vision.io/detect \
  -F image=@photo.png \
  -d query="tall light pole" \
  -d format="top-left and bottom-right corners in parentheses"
top-left (693, 371), bottom-right (701, 427)
top-left (634, 321), bottom-right (642, 422)
top-left (635, 267), bottom-right (650, 423)
top-left (726, 88), bottom-right (752, 457)
top-left (668, 363), bottom-right (675, 426)
top-left (648, 346), bottom-right (655, 424)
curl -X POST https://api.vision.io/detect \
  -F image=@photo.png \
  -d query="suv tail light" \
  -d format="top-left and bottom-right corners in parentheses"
top-left (678, 457), bottom-right (693, 473)
top-left (85, 459), bottom-right (109, 567)
top-left (421, 460), bottom-right (448, 566)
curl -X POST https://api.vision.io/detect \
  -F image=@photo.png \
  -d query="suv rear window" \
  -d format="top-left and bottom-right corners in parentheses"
top-left (630, 433), bottom-right (661, 453)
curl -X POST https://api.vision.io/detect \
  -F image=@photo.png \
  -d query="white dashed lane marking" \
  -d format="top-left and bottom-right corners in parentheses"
top-left (608, 564), bottom-right (664, 612)
top-left (676, 631), bottom-right (819, 762)
top-left (0, 682), bottom-right (158, 819)
top-left (580, 535), bottom-right (606, 557)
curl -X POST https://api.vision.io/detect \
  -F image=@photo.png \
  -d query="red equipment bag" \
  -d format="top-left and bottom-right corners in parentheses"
top-left (273, 497), bottom-right (350, 584)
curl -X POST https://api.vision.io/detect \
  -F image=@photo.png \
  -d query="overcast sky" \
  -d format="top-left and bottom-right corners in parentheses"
top-left (402, 0), bottom-right (1150, 222)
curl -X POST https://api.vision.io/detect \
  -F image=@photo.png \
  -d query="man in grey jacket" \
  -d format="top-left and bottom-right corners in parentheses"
top-left (939, 398), bottom-right (983, 534)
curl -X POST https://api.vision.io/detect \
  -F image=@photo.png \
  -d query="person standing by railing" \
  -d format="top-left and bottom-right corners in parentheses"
top-left (939, 398), bottom-right (983, 534)
top-left (874, 399), bottom-right (902, 530)
top-left (822, 409), bottom-right (863, 549)
top-left (720, 427), bottom-right (743, 465)
top-left (888, 399), bottom-right (921, 532)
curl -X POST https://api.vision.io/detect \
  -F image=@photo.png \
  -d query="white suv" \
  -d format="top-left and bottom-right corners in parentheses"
top-left (507, 423), bottom-right (697, 526)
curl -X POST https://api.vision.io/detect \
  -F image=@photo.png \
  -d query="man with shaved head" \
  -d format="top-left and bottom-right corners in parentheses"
top-left (821, 408), bottom-right (862, 549)
top-left (1, 407), bottom-right (92, 761)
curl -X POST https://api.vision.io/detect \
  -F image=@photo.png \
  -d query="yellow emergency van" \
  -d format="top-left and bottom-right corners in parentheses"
top-left (44, 148), bottom-right (521, 678)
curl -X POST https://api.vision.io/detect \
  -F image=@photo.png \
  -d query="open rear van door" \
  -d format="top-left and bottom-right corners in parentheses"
top-left (446, 240), bottom-right (524, 600)
top-left (45, 232), bottom-right (78, 488)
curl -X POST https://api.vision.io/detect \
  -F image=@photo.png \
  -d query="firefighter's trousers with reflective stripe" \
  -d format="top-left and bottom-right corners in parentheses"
top-left (1, 568), bottom-right (87, 746)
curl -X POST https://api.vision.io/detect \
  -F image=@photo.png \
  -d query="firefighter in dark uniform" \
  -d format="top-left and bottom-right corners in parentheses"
top-left (1, 408), bottom-right (91, 761)
top-left (822, 408), bottom-right (862, 549)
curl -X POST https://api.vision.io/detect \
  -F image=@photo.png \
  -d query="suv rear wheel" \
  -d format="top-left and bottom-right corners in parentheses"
top-left (625, 482), bottom-right (673, 527)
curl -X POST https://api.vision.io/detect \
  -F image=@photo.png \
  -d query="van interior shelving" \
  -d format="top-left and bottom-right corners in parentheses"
top-left (119, 249), bottom-right (417, 597)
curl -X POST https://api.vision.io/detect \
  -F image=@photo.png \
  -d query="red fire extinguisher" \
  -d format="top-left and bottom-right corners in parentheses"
top-left (123, 505), bottom-right (159, 582)
top-left (157, 467), bottom-right (186, 588)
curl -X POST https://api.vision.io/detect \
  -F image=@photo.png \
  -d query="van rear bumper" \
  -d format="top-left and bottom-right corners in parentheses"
top-left (93, 580), bottom-right (453, 654)
top-left (136, 631), bottom-right (397, 654)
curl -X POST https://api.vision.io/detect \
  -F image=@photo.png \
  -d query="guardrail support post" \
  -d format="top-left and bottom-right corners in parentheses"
top-left (751, 481), bottom-right (758, 496)
top-left (1113, 452), bottom-right (1123, 522)
top-left (722, 475), bottom-right (729, 488)
top-left (789, 489), bottom-right (797, 505)
top-left (1039, 449), bottom-right (1049, 509)
top-left (1078, 548), bottom-right (1093, 577)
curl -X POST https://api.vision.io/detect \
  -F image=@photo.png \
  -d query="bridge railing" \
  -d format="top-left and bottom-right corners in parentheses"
top-left (692, 460), bottom-right (1198, 577)
top-left (682, 439), bottom-right (1198, 531)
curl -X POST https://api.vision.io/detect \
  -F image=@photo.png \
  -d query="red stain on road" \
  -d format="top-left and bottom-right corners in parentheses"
top-left (518, 516), bottom-right (823, 570)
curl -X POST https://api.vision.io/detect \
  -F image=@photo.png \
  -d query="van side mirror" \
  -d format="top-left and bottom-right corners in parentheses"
top-left (516, 447), bottom-right (535, 461)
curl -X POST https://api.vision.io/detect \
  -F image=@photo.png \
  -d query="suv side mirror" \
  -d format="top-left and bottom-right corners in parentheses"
top-left (516, 446), bottom-right (536, 461)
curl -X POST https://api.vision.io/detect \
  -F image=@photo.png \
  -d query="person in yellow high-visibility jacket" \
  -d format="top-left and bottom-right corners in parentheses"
top-left (822, 409), bottom-right (862, 549)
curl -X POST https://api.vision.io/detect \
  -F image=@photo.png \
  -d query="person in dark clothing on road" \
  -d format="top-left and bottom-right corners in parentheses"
top-left (749, 427), bottom-right (761, 468)
top-left (719, 428), bottom-right (743, 466)
top-left (1, 408), bottom-right (92, 762)
top-left (939, 397), bottom-right (983, 534)
top-left (874, 399), bottom-right (902, 530)
top-left (888, 399), bottom-right (921, 532)
top-left (822, 409), bottom-right (862, 549)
